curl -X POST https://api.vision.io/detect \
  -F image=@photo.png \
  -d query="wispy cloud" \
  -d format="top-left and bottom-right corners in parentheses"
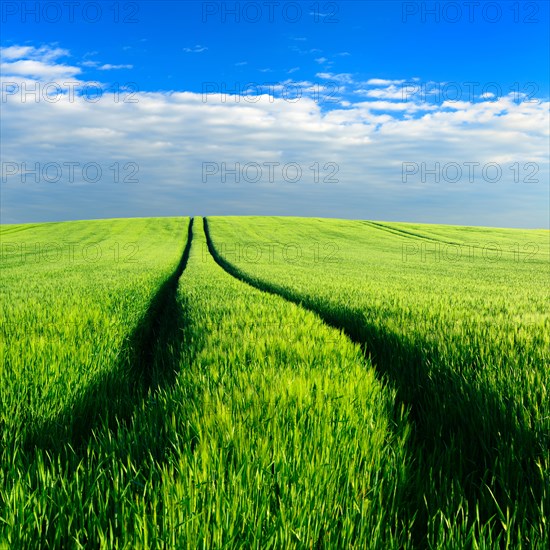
top-left (98, 64), bottom-right (133, 70)
top-left (355, 85), bottom-right (405, 100)
top-left (81, 60), bottom-right (132, 70)
top-left (0, 45), bottom-right (69, 62)
top-left (317, 72), bottom-right (355, 84)
top-left (183, 45), bottom-right (208, 53)
top-left (366, 78), bottom-right (406, 86)
top-left (290, 46), bottom-right (322, 55)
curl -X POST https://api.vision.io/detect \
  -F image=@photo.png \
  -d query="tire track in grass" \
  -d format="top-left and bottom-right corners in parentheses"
top-left (201, 216), bottom-right (420, 539)
top-left (24, 217), bottom-right (195, 453)
top-left (170, 218), bottom-right (410, 548)
top-left (0, 224), bottom-right (44, 236)
top-left (204, 216), bottom-right (545, 547)
top-left (363, 221), bottom-right (543, 260)
top-left (3, 219), bottom-right (195, 548)
top-left (363, 220), bottom-right (465, 247)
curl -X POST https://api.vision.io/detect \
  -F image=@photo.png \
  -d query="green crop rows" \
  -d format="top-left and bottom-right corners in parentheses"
top-left (206, 216), bottom-right (550, 548)
top-left (0, 215), bottom-right (548, 548)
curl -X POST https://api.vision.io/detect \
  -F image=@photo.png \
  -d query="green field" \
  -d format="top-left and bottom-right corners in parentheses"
top-left (1, 216), bottom-right (548, 548)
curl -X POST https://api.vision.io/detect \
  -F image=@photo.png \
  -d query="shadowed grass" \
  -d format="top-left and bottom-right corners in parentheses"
top-left (22, 219), bottom-right (194, 454)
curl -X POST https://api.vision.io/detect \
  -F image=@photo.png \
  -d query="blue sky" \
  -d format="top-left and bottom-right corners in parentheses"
top-left (1, 0), bottom-right (549, 227)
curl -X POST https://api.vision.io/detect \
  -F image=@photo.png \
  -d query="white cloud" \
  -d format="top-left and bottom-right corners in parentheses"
top-left (98, 64), bottom-right (133, 70)
top-left (72, 127), bottom-right (126, 139)
top-left (0, 45), bottom-right (80, 79)
top-left (1, 59), bottom-right (81, 79)
top-left (80, 60), bottom-right (132, 70)
top-left (290, 46), bottom-right (322, 55)
top-left (356, 85), bottom-right (405, 100)
top-left (316, 72), bottom-right (355, 84)
top-left (0, 46), bottom-right (36, 60)
top-left (1, 45), bottom-right (548, 227)
top-left (365, 78), bottom-right (406, 86)
top-left (183, 45), bottom-right (208, 53)
top-left (0, 45), bottom-right (69, 62)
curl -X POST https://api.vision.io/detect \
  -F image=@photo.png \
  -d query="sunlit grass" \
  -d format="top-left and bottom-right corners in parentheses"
top-left (1, 215), bottom-right (547, 547)
top-left (206, 215), bottom-right (549, 547)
